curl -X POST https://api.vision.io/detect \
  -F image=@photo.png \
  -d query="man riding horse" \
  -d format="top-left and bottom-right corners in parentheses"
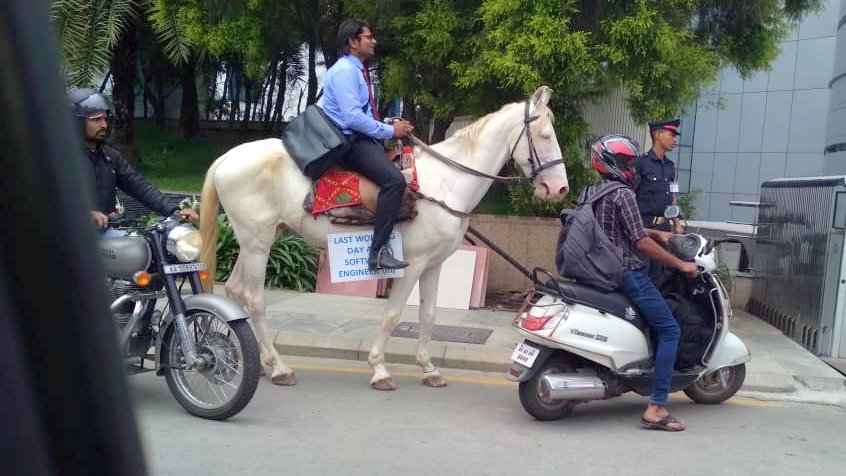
top-left (323, 19), bottom-right (415, 271)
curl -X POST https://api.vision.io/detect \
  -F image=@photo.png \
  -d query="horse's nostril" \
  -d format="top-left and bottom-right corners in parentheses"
top-left (559, 186), bottom-right (569, 195)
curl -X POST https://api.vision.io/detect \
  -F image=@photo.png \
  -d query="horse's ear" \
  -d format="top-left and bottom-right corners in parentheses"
top-left (531, 86), bottom-right (553, 108)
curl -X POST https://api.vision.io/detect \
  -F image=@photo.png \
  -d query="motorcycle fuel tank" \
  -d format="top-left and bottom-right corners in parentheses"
top-left (98, 236), bottom-right (152, 279)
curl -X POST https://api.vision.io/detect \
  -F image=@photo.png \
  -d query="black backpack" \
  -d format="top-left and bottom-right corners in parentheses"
top-left (555, 181), bottom-right (627, 291)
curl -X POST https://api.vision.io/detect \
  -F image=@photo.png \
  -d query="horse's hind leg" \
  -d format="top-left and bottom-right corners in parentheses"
top-left (225, 229), bottom-right (296, 386)
top-left (417, 264), bottom-right (447, 387)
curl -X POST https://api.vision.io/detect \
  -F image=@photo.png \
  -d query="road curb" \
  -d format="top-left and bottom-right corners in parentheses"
top-left (272, 330), bottom-right (511, 374)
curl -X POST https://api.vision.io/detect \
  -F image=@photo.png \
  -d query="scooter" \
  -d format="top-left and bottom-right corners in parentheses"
top-left (507, 225), bottom-right (751, 421)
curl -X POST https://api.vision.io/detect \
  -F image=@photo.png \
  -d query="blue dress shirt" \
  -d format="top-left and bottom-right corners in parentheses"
top-left (322, 55), bottom-right (394, 140)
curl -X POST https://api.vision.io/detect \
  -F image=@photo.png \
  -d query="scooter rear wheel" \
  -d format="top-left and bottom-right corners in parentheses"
top-left (518, 356), bottom-right (579, 421)
top-left (683, 363), bottom-right (746, 404)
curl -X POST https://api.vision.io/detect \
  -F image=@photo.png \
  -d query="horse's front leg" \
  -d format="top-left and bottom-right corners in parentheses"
top-left (416, 264), bottom-right (447, 387)
top-left (367, 270), bottom-right (422, 390)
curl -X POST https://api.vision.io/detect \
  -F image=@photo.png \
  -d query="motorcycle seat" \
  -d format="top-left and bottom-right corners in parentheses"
top-left (549, 279), bottom-right (644, 328)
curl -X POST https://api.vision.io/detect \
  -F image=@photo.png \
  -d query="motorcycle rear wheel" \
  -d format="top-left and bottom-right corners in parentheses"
top-left (518, 356), bottom-right (579, 421)
top-left (161, 310), bottom-right (260, 420)
top-left (683, 363), bottom-right (746, 404)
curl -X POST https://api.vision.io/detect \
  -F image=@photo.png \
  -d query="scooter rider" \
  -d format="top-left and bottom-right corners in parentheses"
top-left (68, 88), bottom-right (198, 231)
top-left (585, 134), bottom-right (697, 431)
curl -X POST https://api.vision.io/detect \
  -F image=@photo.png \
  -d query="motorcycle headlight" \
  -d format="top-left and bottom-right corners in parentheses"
top-left (166, 225), bottom-right (203, 262)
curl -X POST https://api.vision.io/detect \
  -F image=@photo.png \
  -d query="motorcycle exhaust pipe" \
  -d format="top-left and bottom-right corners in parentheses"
top-left (541, 373), bottom-right (607, 400)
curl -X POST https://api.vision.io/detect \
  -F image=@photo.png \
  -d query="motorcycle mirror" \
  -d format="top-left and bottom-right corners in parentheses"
top-left (664, 205), bottom-right (681, 219)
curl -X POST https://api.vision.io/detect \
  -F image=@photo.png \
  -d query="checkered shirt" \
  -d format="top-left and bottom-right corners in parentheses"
top-left (585, 179), bottom-right (648, 271)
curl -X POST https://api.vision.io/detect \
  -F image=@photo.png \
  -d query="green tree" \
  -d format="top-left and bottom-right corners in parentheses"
top-left (51, 0), bottom-right (193, 146)
top-left (451, 0), bottom-right (821, 215)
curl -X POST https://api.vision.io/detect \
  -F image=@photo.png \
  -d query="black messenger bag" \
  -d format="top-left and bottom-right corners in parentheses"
top-left (282, 105), bottom-right (350, 179)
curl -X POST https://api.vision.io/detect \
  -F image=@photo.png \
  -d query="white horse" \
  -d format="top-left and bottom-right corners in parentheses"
top-left (198, 85), bottom-right (569, 390)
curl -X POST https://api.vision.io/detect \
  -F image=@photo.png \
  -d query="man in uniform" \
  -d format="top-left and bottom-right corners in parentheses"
top-left (635, 118), bottom-right (684, 236)
top-left (635, 118), bottom-right (684, 283)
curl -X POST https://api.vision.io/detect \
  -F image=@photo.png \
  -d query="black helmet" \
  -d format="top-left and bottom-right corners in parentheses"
top-left (589, 134), bottom-right (641, 187)
top-left (68, 88), bottom-right (112, 118)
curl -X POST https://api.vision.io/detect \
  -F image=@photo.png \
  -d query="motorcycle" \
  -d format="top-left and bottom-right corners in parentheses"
top-left (100, 214), bottom-right (260, 420)
top-left (507, 228), bottom-right (751, 421)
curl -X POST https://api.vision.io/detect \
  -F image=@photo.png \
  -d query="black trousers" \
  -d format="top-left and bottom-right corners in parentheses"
top-left (642, 220), bottom-right (671, 285)
top-left (338, 137), bottom-right (405, 252)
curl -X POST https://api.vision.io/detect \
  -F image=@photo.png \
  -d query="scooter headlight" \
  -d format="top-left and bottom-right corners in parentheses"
top-left (166, 225), bottom-right (203, 262)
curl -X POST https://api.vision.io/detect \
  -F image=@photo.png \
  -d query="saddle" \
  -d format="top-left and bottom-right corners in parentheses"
top-left (303, 160), bottom-right (419, 227)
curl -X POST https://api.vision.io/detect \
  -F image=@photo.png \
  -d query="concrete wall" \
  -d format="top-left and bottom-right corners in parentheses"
top-left (468, 214), bottom-right (560, 292)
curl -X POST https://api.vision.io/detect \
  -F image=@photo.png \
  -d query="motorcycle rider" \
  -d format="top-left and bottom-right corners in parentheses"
top-left (584, 134), bottom-right (698, 431)
top-left (68, 88), bottom-right (198, 232)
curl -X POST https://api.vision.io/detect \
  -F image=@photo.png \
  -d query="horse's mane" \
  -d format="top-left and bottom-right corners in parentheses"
top-left (447, 101), bottom-right (555, 146)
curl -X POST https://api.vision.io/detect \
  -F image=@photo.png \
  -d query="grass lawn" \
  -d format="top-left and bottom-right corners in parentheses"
top-left (135, 121), bottom-right (260, 193)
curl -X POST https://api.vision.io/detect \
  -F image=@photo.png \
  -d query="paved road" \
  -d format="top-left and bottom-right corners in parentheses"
top-left (131, 357), bottom-right (845, 476)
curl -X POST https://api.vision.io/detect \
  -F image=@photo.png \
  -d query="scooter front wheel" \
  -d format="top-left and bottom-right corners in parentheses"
top-left (518, 356), bottom-right (579, 421)
top-left (683, 363), bottom-right (746, 404)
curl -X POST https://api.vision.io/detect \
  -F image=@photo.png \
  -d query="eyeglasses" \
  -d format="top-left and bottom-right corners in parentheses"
top-left (358, 33), bottom-right (375, 41)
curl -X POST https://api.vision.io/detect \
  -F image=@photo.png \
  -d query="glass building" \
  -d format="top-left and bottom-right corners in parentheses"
top-left (674, 0), bottom-right (842, 223)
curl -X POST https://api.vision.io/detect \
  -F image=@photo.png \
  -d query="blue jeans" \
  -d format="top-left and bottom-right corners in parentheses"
top-left (618, 269), bottom-right (681, 406)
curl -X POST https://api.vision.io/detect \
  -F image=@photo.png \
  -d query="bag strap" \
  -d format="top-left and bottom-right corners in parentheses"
top-left (582, 181), bottom-right (627, 206)
top-left (560, 181), bottom-right (628, 225)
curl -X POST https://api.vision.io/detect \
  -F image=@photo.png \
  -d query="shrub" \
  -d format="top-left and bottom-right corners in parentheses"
top-left (213, 214), bottom-right (318, 291)
top-left (678, 188), bottom-right (704, 220)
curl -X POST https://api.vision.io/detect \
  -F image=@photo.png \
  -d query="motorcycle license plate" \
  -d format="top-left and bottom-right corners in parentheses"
top-left (163, 262), bottom-right (207, 274)
top-left (511, 342), bottom-right (540, 368)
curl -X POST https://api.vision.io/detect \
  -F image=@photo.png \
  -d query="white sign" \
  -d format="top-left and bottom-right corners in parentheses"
top-left (327, 230), bottom-right (404, 283)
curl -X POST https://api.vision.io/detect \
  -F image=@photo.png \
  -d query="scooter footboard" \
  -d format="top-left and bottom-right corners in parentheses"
top-left (707, 331), bottom-right (750, 370)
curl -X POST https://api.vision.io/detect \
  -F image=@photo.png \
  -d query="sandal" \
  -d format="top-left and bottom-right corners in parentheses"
top-left (640, 415), bottom-right (685, 432)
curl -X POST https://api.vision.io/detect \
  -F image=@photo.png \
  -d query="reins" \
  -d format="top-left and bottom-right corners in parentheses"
top-left (405, 100), bottom-right (565, 218)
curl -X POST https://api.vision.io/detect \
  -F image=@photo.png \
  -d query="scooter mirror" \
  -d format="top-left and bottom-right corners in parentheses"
top-left (664, 205), bottom-right (681, 219)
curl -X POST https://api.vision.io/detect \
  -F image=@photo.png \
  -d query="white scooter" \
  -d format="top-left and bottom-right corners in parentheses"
top-left (507, 228), bottom-right (751, 421)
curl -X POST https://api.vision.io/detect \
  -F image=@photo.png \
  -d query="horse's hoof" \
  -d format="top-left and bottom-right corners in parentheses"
top-left (271, 372), bottom-right (297, 386)
top-left (259, 366), bottom-right (267, 377)
top-left (422, 375), bottom-right (448, 388)
top-left (371, 378), bottom-right (397, 391)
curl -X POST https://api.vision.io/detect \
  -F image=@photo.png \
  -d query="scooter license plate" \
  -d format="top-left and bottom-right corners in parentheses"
top-left (511, 342), bottom-right (540, 368)
top-left (163, 262), bottom-right (207, 274)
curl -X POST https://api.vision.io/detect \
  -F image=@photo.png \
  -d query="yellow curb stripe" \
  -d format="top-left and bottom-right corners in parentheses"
top-left (669, 392), bottom-right (781, 407)
top-left (291, 363), bottom-right (783, 406)
top-left (290, 363), bottom-right (517, 386)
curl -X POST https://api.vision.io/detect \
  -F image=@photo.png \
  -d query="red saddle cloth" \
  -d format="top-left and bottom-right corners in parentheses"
top-left (311, 169), bottom-right (363, 217)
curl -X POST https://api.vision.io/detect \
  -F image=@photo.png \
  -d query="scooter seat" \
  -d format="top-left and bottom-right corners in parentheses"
top-left (550, 279), bottom-right (643, 326)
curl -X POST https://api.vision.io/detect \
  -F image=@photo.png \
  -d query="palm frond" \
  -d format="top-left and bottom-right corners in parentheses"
top-left (147, 0), bottom-right (192, 66)
top-left (50, 0), bottom-right (136, 86)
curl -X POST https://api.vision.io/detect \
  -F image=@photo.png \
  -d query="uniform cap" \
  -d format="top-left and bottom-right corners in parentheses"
top-left (648, 118), bottom-right (680, 136)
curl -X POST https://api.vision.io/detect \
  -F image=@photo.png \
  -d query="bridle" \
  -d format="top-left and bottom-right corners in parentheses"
top-left (409, 100), bottom-right (564, 184)
top-left (510, 100), bottom-right (566, 182)
top-left (407, 100), bottom-right (565, 218)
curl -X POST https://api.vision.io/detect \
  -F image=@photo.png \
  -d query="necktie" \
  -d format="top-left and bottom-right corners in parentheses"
top-left (362, 67), bottom-right (380, 121)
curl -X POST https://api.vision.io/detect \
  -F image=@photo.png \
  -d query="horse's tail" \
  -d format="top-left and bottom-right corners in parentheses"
top-left (199, 155), bottom-right (223, 292)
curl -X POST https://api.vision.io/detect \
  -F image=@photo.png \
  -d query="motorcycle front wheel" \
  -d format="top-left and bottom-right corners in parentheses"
top-left (161, 310), bottom-right (260, 420)
top-left (683, 363), bottom-right (746, 404)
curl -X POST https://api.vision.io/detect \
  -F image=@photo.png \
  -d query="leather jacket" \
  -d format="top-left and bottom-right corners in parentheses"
top-left (86, 144), bottom-right (177, 216)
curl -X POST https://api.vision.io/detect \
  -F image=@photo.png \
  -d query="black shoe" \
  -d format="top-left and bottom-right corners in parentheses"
top-left (368, 245), bottom-right (409, 271)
